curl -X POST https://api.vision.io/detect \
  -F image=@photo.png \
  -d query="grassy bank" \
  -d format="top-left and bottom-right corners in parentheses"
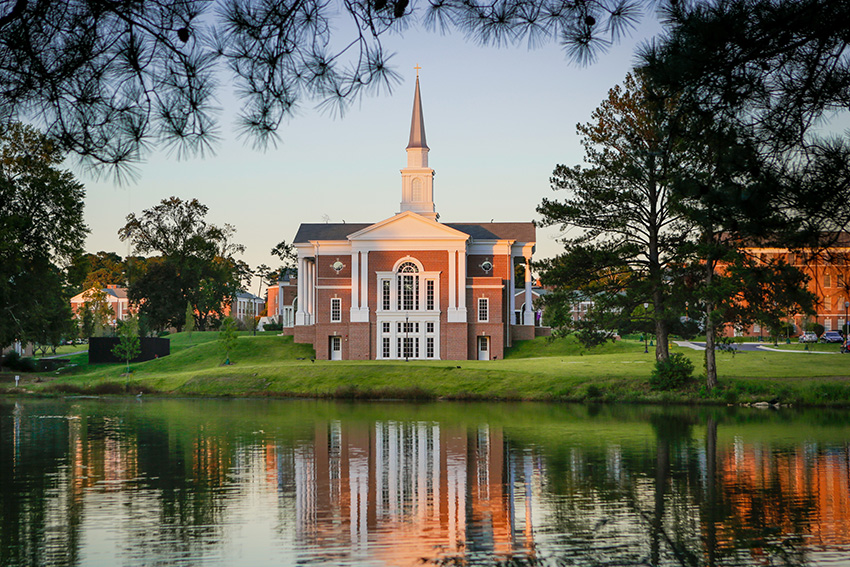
top-left (4, 332), bottom-right (850, 406)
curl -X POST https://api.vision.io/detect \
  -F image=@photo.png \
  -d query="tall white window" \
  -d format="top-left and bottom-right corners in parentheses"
top-left (382, 279), bottom-right (390, 311)
top-left (397, 262), bottom-right (419, 311)
top-left (426, 280), bottom-right (435, 311)
top-left (411, 178), bottom-right (423, 201)
top-left (330, 298), bottom-right (342, 322)
top-left (478, 297), bottom-right (489, 322)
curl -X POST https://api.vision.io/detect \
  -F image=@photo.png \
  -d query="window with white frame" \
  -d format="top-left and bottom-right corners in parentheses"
top-left (397, 262), bottom-right (420, 311)
top-left (426, 337), bottom-right (434, 358)
top-left (478, 297), bottom-right (489, 322)
top-left (330, 298), bottom-right (342, 322)
top-left (426, 322), bottom-right (434, 333)
top-left (382, 322), bottom-right (390, 333)
top-left (825, 273), bottom-right (832, 288)
top-left (382, 279), bottom-right (390, 311)
top-left (426, 280), bottom-right (435, 310)
top-left (382, 337), bottom-right (390, 358)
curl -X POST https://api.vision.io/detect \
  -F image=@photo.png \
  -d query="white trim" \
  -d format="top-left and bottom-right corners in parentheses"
top-left (477, 297), bottom-right (489, 323)
top-left (317, 285), bottom-right (352, 289)
top-left (467, 285), bottom-right (503, 289)
top-left (330, 297), bottom-right (342, 323)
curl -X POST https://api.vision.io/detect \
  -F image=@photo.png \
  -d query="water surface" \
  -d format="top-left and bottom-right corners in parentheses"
top-left (2, 398), bottom-right (850, 566)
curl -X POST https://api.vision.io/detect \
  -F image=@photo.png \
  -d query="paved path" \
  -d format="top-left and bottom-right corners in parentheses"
top-left (674, 341), bottom-right (838, 354)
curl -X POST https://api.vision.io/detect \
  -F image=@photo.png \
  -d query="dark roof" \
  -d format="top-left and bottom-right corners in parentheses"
top-left (293, 221), bottom-right (535, 244)
top-left (446, 222), bottom-right (535, 242)
top-left (293, 223), bottom-right (371, 243)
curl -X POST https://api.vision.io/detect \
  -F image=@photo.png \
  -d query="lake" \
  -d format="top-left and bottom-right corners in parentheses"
top-left (2, 398), bottom-right (850, 566)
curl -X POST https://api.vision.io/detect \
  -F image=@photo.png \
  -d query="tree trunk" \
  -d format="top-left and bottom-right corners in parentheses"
top-left (654, 288), bottom-right (670, 361)
top-left (704, 303), bottom-right (718, 389)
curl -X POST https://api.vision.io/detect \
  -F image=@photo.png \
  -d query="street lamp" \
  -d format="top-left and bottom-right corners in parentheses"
top-left (644, 302), bottom-right (649, 354)
top-left (845, 301), bottom-right (849, 337)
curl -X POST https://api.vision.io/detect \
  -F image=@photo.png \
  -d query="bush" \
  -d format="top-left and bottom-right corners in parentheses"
top-left (649, 353), bottom-right (695, 390)
top-left (263, 323), bottom-right (283, 331)
top-left (2, 352), bottom-right (37, 372)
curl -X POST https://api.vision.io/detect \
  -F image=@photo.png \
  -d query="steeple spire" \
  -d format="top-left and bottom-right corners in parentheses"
top-left (400, 70), bottom-right (437, 221)
top-left (407, 73), bottom-right (428, 151)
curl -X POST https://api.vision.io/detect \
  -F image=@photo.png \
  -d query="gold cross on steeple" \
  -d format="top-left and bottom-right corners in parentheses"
top-left (414, 64), bottom-right (421, 77)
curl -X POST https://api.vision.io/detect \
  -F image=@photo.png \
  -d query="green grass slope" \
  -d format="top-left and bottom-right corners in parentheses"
top-left (7, 333), bottom-right (850, 406)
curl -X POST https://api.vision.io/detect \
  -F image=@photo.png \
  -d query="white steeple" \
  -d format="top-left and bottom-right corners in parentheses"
top-left (399, 69), bottom-right (438, 221)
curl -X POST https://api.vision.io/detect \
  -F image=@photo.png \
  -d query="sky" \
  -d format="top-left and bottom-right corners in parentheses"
top-left (78, 13), bottom-right (665, 281)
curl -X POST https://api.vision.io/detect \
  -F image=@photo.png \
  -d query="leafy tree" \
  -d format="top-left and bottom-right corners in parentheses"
top-left (76, 287), bottom-right (115, 338)
top-left (0, 122), bottom-right (87, 348)
top-left (271, 241), bottom-right (298, 280)
top-left (536, 71), bottom-right (693, 360)
top-left (642, 0), bottom-right (850, 245)
top-left (184, 302), bottom-right (195, 341)
top-left (67, 251), bottom-right (126, 293)
top-left (219, 316), bottom-right (238, 365)
top-left (112, 315), bottom-right (141, 376)
top-left (0, 0), bottom-right (647, 174)
top-left (119, 197), bottom-right (246, 332)
top-left (639, 0), bottom-right (847, 387)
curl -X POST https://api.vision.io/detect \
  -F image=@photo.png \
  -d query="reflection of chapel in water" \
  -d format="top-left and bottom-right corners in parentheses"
top-left (283, 421), bottom-right (538, 563)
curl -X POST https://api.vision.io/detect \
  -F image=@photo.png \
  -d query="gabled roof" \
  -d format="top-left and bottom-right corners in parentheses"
top-left (447, 222), bottom-right (535, 242)
top-left (293, 218), bottom-right (536, 244)
top-left (347, 211), bottom-right (469, 241)
top-left (293, 223), bottom-right (370, 243)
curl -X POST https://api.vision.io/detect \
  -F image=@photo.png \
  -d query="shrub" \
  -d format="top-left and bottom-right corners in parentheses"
top-left (263, 323), bottom-right (283, 331)
top-left (649, 353), bottom-right (695, 390)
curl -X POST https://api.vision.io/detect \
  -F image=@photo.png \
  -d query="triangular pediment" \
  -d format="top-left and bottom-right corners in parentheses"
top-left (347, 211), bottom-right (469, 242)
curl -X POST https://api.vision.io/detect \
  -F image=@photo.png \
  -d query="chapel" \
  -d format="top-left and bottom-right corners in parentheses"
top-left (287, 74), bottom-right (537, 360)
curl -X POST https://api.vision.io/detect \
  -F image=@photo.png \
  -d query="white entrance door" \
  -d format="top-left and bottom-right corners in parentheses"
top-left (330, 336), bottom-right (342, 360)
top-left (477, 336), bottom-right (490, 360)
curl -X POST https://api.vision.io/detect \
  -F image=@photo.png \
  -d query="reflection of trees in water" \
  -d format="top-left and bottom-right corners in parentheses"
top-left (3, 401), bottom-right (850, 566)
top-left (0, 403), bottom-right (80, 567)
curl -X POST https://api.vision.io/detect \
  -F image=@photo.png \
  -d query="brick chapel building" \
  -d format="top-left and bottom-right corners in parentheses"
top-left (289, 75), bottom-right (536, 360)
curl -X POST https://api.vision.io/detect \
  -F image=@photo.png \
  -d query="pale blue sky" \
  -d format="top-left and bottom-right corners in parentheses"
top-left (79, 16), bottom-right (664, 276)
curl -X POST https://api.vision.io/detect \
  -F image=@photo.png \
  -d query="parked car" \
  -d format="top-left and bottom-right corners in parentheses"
top-left (820, 330), bottom-right (844, 343)
top-left (799, 331), bottom-right (818, 343)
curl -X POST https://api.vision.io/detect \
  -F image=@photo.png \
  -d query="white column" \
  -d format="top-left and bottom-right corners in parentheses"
top-left (296, 256), bottom-right (307, 325)
top-left (351, 251), bottom-right (360, 311)
top-left (509, 255), bottom-right (516, 325)
top-left (309, 260), bottom-right (316, 325)
top-left (361, 251), bottom-right (369, 311)
top-left (448, 250), bottom-right (456, 311)
top-left (523, 256), bottom-right (534, 325)
top-left (457, 249), bottom-right (467, 314)
top-left (352, 250), bottom-right (369, 323)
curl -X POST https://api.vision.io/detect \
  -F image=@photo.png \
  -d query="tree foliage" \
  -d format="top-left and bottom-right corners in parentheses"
top-left (119, 197), bottom-right (247, 332)
top-left (112, 315), bottom-right (141, 375)
top-left (536, 71), bottom-right (692, 359)
top-left (219, 316), bottom-right (238, 364)
top-left (0, 0), bottom-right (650, 175)
top-left (638, 0), bottom-right (847, 387)
top-left (0, 122), bottom-right (87, 347)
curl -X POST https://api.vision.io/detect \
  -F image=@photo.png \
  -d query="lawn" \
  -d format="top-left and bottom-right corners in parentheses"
top-left (5, 332), bottom-right (850, 406)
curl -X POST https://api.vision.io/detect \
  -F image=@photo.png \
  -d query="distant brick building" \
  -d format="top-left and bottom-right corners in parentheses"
top-left (69, 285), bottom-right (133, 324)
top-left (727, 235), bottom-right (850, 337)
top-left (289, 75), bottom-right (537, 360)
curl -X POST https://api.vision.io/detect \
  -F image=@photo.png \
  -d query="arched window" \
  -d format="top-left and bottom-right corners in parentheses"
top-left (411, 178), bottom-right (423, 202)
top-left (397, 262), bottom-right (419, 310)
